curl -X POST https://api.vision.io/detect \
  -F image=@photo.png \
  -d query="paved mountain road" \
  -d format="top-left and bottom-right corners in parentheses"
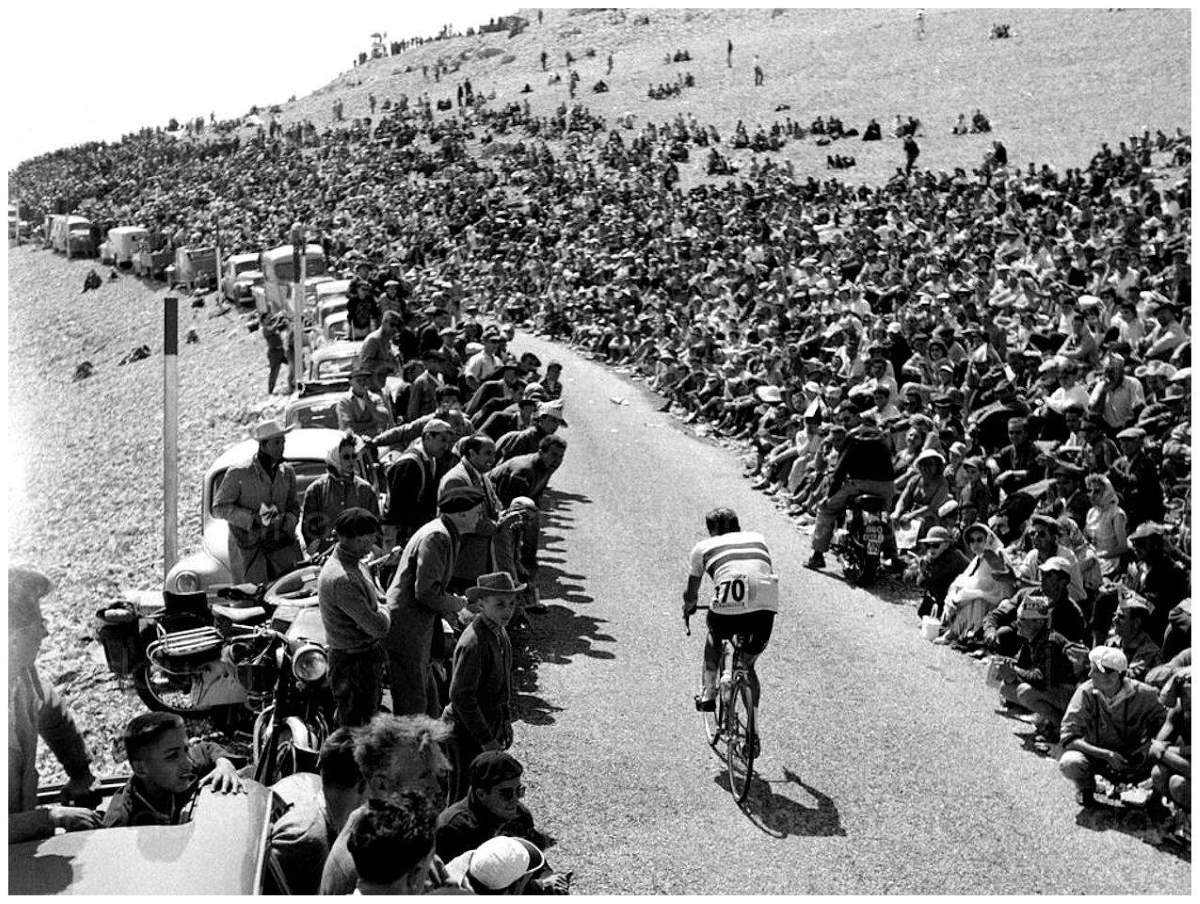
top-left (506, 334), bottom-right (1189, 896)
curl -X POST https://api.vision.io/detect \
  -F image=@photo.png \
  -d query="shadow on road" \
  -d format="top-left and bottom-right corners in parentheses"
top-left (1074, 802), bottom-right (1191, 863)
top-left (714, 766), bottom-right (846, 839)
top-left (510, 487), bottom-right (613, 727)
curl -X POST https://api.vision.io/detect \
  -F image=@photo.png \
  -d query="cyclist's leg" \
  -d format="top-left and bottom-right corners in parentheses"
top-left (699, 622), bottom-right (722, 706)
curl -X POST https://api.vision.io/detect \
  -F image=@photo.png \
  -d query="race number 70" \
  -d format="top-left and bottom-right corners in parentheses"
top-left (714, 576), bottom-right (748, 608)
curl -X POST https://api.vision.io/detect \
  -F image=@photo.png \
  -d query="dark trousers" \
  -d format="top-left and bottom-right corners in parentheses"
top-left (329, 645), bottom-right (385, 728)
top-left (267, 349), bottom-right (286, 394)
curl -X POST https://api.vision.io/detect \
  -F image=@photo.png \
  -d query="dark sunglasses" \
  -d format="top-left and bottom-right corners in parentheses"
top-left (496, 784), bottom-right (526, 801)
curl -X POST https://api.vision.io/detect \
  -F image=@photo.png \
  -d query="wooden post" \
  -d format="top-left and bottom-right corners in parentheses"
top-left (163, 296), bottom-right (179, 577)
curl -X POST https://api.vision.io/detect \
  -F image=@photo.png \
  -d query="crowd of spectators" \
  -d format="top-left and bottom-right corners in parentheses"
top-left (9, 53), bottom-right (1193, 848)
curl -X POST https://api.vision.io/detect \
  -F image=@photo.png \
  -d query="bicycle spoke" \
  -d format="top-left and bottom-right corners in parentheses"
top-left (726, 678), bottom-right (756, 802)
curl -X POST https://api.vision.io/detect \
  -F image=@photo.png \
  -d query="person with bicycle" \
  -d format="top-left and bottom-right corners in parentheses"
top-left (682, 508), bottom-right (779, 725)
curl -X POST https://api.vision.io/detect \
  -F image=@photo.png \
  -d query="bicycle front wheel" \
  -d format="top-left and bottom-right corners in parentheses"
top-left (725, 676), bottom-right (756, 803)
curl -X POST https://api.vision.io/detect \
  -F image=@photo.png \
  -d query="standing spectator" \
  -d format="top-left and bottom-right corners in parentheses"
top-left (212, 419), bottom-right (304, 583)
top-left (439, 435), bottom-right (516, 592)
top-left (753, 55), bottom-right (764, 86)
top-left (726, 38), bottom-right (733, 67)
top-left (444, 572), bottom-right (521, 800)
top-left (358, 311), bottom-right (403, 392)
top-left (337, 367), bottom-right (394, 442)
top-left (261, 312), bottom-right (289, 395)
top-left (496, 400), bottom-right (567, 462)
top-left (8, 567), bottom-right (101, 843)
top-left (301, 434), bottom-right (380, 553)
top-left (347, 280), bottom-right (380, 341)
top-left (382, 418), bottom-right (455, 550)
top-left (319, 508), bottom-right (391, 727)
top-left (1058, 647), bottom-right (1167, 808)
top-left (904, 135), bottom-right (920, 174)
top-left (1110, 426), bottom-right (1165, 528)
top-left (384, 485), bottom-right (485, 717)
top-left (407, 349), bottom-right (447, 423)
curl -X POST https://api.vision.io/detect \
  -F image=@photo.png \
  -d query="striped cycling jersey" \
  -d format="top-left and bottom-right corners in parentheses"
top-left (687, 530), bottom-right (779, 614)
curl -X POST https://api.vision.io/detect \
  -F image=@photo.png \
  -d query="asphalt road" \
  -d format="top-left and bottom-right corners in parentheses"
top-left (505, 334), bottom-right (1190, 896)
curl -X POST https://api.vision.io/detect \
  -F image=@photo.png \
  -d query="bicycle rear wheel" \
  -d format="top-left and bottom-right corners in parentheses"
top-left (725, 675), bottom-right (756, 803)
top-left (700, 693), bottom-right (721, 748)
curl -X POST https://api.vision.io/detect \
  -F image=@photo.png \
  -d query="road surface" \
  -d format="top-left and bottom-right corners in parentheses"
top-left (506, 333), bottom-right (1190, 896)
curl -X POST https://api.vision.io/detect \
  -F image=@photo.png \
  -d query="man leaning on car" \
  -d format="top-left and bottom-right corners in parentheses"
top-left (212, 419), bottom-right (304, 584)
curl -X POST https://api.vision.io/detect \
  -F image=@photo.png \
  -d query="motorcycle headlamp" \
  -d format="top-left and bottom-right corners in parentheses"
top-left (293, 645), bottom-right (328, 682)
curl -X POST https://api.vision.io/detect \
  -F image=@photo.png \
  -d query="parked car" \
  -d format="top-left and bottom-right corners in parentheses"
top-left (170, 246), bottom-right (218, 290)
top-left (50, 215), bottom-right (95, 258)
top-left (132, 245), bottom-right (174, 280)
top-left (305, 340), bottom-right (362, 384)
top-left (221, 252), bottom-right (265, 305)
top-left (98, 226), bottom-right (150, 268)
top-left (284, 379), bottom-right (350, 430)
top-left (8, 781), bottom-right (287, 895)
top-left (165, 427), bottom-right (357, 595)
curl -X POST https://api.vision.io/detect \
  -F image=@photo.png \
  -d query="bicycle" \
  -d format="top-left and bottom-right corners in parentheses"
top-left (685, 604), bottom-right (758, 803)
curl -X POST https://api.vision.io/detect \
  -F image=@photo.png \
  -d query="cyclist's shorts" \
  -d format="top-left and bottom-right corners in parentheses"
top-left (707, 609), bottom-right (775, 656)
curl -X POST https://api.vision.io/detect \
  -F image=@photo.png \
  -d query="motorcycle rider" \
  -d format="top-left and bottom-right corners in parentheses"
top-left (805, 419), bottom-right (896, 570)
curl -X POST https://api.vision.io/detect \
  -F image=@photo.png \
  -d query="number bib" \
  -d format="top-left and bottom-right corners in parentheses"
top-left (712, 573), bottom-right (779, 613)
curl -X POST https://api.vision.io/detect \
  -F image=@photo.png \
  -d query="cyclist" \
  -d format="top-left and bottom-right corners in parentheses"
top-left (682, 508), bottom-right (779, 719)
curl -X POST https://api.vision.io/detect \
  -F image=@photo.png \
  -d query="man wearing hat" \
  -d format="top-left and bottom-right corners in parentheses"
top-left (434, 752), bottom-right (566, 891)
top-left (1010, 517), bottom-right (1088, 608)
top-left (913, 526), bottom-right (970, 621)
top-left (1125, 521), bottom-right (1188, 641)
top-left (337, 366), bottom-right (395, 440)
top-left (1110, 425), bottom-right (1165, 529)
top-left (443, 835), bottom-right (550, 895)
top-left (466, 360), bottom-right (525, 424)
top-left (495, 400), bottom-right (567, 463)
top-left (1104, 589), bottom-right (1163, 682)
top-left (986, 555), bottom-right (1087, 654)
top-left (384, 485), bottom-right (485, 718)
top-left (477, 383), bottom-right (545, 441)
top-left (993, 592), bottom-right (1081, 742)
top-left (990, 416), bottom-right (1044, 497)
top-left (318, 508), bottom-right (390, 727)
top-left (357, 311), bottom-right (403, 393)
top-left (405, 348), bottom-right (447, 423)
top-left (381, 418), bottom-right (455, 550)
top-left (1142, 296), bottom-right (1186, 360)
top-left (444, 572), bottom-right (524, 799)
top-left (1058, 646), bottom-right (1167, 808)
top-left (213, 419), bottom-right (304, 583)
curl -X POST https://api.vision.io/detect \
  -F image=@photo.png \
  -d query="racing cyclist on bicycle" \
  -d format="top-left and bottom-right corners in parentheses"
top-left (682, 508), bottom-right (779, 717)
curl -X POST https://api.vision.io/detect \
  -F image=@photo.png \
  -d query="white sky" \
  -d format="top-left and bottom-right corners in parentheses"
top-left (3, 0), bottom-right (512, 169)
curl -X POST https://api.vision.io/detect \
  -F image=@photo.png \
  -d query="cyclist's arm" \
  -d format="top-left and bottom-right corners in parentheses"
top-left (682, 574), bottom-right (703, 615)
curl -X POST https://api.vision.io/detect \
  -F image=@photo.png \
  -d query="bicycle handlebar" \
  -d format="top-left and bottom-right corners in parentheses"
top-left (683, 604), bottom-right (710, 636)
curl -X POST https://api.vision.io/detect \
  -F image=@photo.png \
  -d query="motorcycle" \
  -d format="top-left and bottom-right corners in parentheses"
top-left (830, 492), bottom-right (889, 587)
top-left (225, 616), bottom-right (332, 785)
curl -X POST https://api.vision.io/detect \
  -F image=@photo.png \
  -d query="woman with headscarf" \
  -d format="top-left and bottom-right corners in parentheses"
top-left (934, 522), bottom-right (1017, 646)
top-left (1084, 473), bottom-right (1129, 579)
top-left (301, 433), bottom-right (381, 554)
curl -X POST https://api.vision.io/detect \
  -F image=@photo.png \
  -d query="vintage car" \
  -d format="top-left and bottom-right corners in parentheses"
top-left (169, 246), bottom-right (218, 291)
top-left (221, 252), bottom-right (265, 305)
top-left (284, 379), bottom-right (350, 430)
top-left (98, 226), bottom-right (150, 268)
top-left (253, 244), bottom-right (328, 316)
top-left (9, 781), bottom-right (289, 895)
top-left (50, 215), bottom-right (95, 258)
top-left (164, 427), bottom-right (353, 595)
top-left (305, 340), bottom-right (362, 384)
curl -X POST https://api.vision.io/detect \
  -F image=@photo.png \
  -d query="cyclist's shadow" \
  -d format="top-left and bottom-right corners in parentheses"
top-left (714, 767), bottom-right (846, 839)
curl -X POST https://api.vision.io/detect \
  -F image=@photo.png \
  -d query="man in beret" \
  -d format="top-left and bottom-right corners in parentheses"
top-left (213, 419), bottom-right (304, 583)
top-left (319, 508), bottom-right (390, 727)
top-left (384, 485), bottom-right (485, 717)
top-left (382, 418), bottom-right (455, 550)
top-left (434, 752), bottom-right (557, 887)
top-left (1058, 646), bottom-right (1166, 808)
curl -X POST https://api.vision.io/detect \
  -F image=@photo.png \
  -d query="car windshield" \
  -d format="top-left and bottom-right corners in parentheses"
top-left (234, 260), bottom-right (259, 275)
top-left (316, 357), bottom-right (355, 380)
top-left (272, 257), bottom-right (327, 281)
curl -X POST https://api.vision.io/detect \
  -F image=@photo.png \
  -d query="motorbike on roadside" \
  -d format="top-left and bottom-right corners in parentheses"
top-left (829, 492), bottom-right (889, 587)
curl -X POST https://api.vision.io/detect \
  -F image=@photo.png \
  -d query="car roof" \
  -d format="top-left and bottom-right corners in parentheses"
top-left (208, 427), bottom-right (345, 475)
top-left (260, 243), bottom-right (324, 263)
top-left (228, 252), bottom-right (259, 264)
top-left (316, 279), bottom-right (353, 296)
top-left (109, 226), bottom-right (148, 236)
top-left (8, 784), bottom-right (273, 895)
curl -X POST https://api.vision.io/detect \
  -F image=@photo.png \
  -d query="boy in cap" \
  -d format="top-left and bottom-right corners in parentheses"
top-left (1058, 647), bottom-right (1167, 808)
